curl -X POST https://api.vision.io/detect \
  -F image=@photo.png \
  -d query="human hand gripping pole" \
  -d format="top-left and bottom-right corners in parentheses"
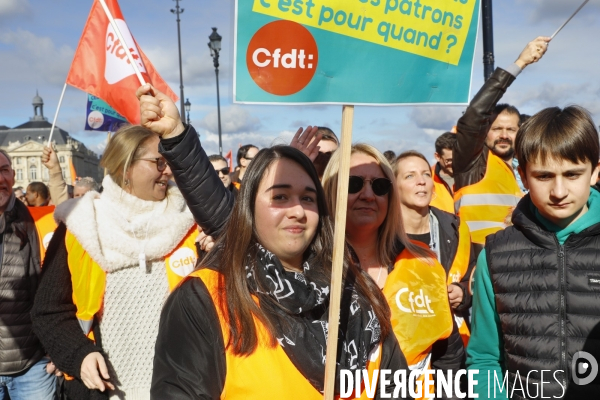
top-left (514, 36), bottom-right (551, 70)
top-left (136, 84), bottom-right (185, 139)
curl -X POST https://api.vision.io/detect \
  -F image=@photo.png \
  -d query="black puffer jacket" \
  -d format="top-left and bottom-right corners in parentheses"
top-left (160, 125), bottom-right (234, 237)
top-left (0, 196), bottom-right (45, 375)
top-left (486, 193), bottom-right (600, 399)
top-left (453, 68), bottom-right (516, 192)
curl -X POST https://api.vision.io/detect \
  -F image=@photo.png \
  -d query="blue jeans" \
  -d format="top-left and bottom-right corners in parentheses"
top-left (0, 357), bottom-right (56, 400)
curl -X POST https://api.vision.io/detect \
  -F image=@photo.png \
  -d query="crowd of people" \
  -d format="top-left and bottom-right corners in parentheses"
top-left (1, 35), bottom-right (600, 400)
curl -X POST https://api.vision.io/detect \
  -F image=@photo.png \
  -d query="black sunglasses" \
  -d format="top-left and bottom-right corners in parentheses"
top-left (215, 167), bottom-right (230, 175)
top-left (348, 176), bottom-right (392, 196)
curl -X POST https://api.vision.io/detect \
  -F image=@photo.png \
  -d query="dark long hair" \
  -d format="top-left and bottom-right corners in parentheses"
top-left (202, 146), bottom-right (391, 355)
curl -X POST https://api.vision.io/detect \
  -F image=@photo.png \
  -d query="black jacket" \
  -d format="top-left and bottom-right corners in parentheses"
top-left (31, 223), bottom-right (107, 400)
top-left (453, 68), bottom-right (516, 192)
top-left (160, 125), bottom-right (234, 238)
top-left (151, 271), bottom-right (410, 400)
top-left (428, 207), bottom-right (475, 373)
top-left (0, 197), bottom-right (45, 375)
top-left (486, 192), bottom-right (600, 399)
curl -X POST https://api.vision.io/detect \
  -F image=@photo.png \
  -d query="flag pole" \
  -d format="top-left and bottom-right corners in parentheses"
top-left (323, 104), bottom-right (354, 400)
top-left (46, 82), bottom-right (68, 146)
top-left (551, 0), bottom-right (589, 39)
top-left (97, 0), bottom-right (146, 86)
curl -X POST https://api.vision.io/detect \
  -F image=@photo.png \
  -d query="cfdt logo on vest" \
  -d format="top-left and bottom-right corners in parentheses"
top-left (396, 288), bottom-right (435, 316)
top-left (246, 20), bottom-right (318, 96)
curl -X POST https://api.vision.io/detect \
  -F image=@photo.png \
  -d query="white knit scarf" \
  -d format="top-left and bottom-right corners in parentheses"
top-left (54, 175), bottom-right (195, 273)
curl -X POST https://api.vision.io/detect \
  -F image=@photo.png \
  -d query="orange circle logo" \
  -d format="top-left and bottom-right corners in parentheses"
top-left (246, 20), bottom-right (318, 96)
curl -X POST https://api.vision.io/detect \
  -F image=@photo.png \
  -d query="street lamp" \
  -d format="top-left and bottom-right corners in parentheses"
top-left (170, 0), bottom-right (186, 121)
top-left (208, 27), bottom-right (223, 156)
top-left (184, 98), bottom-right (191, 125)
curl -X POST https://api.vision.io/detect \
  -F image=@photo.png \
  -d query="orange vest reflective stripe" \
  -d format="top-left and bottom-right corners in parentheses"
top-left (29, 205), bottom-right (57, 264)
top-left (65, 226), bottom-right (199, 336)
top-left (383, 243), bottom-right (453, 400)
top-left (190, 268), bottom-right (383, 399)
top-left (430, 168), bottom-right (454, 214)
top-left (453, 152), bottom-right (523, 245)
top-left (446, 217), bottom-right (472, 348)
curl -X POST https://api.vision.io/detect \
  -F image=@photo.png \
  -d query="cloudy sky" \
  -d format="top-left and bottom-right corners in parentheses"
top-left (1, 0), bottom-right (599, 158)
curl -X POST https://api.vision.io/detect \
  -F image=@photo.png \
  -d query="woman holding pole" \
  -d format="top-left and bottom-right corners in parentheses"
top-left (137, 85), bottom-right (409, 399)
top-left (321, 145), bottom-right (471, 399)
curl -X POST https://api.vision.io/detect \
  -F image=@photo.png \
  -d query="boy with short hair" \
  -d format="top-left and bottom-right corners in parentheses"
top-left (467, 105), bottom-right (600, 399)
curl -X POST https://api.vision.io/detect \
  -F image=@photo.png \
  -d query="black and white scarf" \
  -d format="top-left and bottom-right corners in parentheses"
top-left (246, 245), bottom-right (381, 392)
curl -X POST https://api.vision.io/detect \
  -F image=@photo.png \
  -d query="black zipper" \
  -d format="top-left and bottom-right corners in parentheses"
top-left (557, 242), bottom-right (567, 390)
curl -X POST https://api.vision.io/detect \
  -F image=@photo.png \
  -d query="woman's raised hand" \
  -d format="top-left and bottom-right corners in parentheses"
top-left (290, 126), bottom-right (322, 162)
top-left (136, 84), bottom-right (185, 139)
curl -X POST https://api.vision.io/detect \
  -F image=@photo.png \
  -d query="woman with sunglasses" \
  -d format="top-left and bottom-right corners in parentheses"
top-left (133, 86), bottom-right (409, 398)
top-left (322, 144), bottom-right (464, 399)
top-left (30, 125), bottom-right (209, 399)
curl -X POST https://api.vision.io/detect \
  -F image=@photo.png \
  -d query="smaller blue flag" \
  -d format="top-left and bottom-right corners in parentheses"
top-left (85, 94), bottom-right (127, 131)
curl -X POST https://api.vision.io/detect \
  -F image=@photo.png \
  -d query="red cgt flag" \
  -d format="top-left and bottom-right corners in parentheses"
top-left (66, 0), bottom-right (177, 125)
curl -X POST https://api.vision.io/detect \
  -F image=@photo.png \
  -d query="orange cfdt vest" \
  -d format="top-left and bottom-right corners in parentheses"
top-left (430, 167), bottom-right (454, 214)
top-left (191, 268), bottom-right (384, 400)
top-left (66, 226), bottom-right (199, 337)
top-left (29, 205), bottom-right (58, 263)
top-left (453, 152), bottom-right (522, 245)
top-left (383, 242), bottom-right (453, 400)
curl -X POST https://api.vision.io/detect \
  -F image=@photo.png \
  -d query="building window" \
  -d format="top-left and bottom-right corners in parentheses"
top-left (15, 157), bottom-right (21, 165)
top-left (61, 167), bottom-right (66, 179)
top-left (16, 169), bottom-right (23, 181)
top-left (29, 165), bottom-right (37, 181)
top-left (59, 156), bottom-right (65, 163)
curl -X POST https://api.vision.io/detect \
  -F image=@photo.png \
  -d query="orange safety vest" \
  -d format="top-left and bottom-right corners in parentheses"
top-left (445, 216), bottom-right (472, 348)
top-left (430, 167), bottom-right (454, 214)
top-left (66, 226), bottom-right (199, 336)
top-left (29, 205), bottom-right (58, 263)
top-left (382, 242), bottom-right (453, 400)
top-left (191, 268), bottom-right (384, 400)
top-left (453, 151), bottom-right (522, 245)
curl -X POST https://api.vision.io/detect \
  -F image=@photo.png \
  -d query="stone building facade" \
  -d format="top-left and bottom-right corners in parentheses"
top-left (0, 93), bottom-right (103, 188)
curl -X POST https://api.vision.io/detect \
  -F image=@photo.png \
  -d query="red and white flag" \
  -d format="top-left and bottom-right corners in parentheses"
top-left (66, 0), bottom-right (177, 125)
top-left (225, 150), bottom-right (234, 172)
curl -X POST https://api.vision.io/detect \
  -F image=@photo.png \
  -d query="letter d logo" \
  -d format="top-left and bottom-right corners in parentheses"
top-left (572, 351), bottom-right (598, 385)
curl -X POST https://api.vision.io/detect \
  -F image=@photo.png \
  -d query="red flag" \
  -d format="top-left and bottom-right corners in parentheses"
top-left (66, 0), bottom-right (177, 124)
top-left (225, 150), bottom-right (233, 172)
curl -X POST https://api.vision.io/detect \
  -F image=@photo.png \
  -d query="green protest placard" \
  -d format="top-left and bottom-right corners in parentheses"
top-left (234, 0), bottom-right (480, 105)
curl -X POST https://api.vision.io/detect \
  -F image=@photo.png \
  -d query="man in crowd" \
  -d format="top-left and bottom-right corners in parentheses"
top-left (73, 177), bottom-right (99, 198)
top-left (230, 144), bottom-right (258, 188)
top-left (430, 132), bottom-right (457, 214)
top-left (25, 182), bottom-right (50, 207)
top-left (13, 186), bottom-right (25, 203)
top-left (0, 150), bottom-right (56, 399)
top-left (453, 37), bottom-right (549, 253)
top-left (209, 154), bottom-right (237, 194)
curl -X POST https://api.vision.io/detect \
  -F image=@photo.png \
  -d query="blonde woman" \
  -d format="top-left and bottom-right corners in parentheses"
top-left (322, 144), bottom-right (454, 399)
top-left (31, 126), bottom-right (203, 400)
